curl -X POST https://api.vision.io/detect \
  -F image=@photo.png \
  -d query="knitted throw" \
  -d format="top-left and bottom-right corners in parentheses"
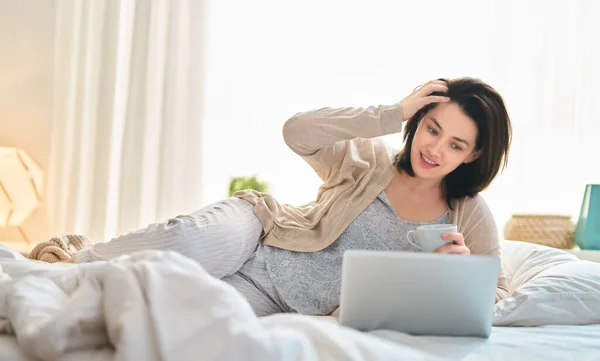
top-left (28, 235), bottom-right (92, 263)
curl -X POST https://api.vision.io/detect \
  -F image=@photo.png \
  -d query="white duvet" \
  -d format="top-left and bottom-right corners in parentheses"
top-left (0, 251), bottom-right (441, 361)
top-left (2, 241), bottom-right (600, 361)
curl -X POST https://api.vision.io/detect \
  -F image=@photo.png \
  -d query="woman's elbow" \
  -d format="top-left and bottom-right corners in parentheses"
top-left (495, 287), bottom-right (510, 303)
top-left (282, 112), bottom-right (304, 145)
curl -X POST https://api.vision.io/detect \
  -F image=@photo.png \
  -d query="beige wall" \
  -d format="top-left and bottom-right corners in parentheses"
top-left (0, 0), bottom-right (55, 246)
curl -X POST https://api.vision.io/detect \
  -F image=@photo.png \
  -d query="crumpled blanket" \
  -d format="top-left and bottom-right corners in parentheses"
top-left (0, 250), bottom-right (440, 361)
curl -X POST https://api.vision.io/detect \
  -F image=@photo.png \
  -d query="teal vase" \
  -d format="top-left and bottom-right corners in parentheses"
top-left (574, 184), bottom-right (600, 250)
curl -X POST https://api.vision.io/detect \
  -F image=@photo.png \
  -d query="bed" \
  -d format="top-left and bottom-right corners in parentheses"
top-left (1, 240), bottom-right (599, 361)
top-left (2, 322), bottom-right (599, 361)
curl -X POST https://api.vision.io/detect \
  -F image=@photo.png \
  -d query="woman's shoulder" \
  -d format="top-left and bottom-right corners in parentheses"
top-left (451, 193), bottom-right (495, 223)
top-left (454, 193), bottom-right (491, 211)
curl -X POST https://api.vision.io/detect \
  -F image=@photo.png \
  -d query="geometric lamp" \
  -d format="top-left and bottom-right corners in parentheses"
top-left (574, 184), bottom-right (600, 250)
top-left (0, 147), bottom-right (43, 244)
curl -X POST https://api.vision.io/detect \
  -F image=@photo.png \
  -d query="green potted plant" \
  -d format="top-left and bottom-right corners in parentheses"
top-left (228, 175), bottom-right (270, 197)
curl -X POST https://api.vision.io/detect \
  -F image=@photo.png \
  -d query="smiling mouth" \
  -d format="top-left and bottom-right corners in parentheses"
top-left (421, 153), bottom-right (439, 166)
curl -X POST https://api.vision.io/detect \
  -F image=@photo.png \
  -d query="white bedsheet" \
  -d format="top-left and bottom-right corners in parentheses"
top-left (373, 324), bottom-right (600, 360)
top-left (1, 319), bottom-right (599, 361)
top-left (1, 250), bottom-right (599, 361)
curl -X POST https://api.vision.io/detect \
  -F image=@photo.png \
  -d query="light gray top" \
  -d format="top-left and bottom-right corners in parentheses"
top-left (258, 191), bottom-right (450, 315)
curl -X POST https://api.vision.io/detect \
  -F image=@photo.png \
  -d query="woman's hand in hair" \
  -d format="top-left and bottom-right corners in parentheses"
top-left (399, 80), bottom-right (450, 121)
top-left (433, 231), bottom-right (471, 255)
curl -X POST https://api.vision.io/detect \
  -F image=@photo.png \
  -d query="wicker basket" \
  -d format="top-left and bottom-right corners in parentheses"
top-left (503, 214), bottom-right (575, 249)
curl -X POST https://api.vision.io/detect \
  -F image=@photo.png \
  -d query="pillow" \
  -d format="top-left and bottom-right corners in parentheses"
top-left (493, 240), bottom-right (600, 326)
top-left (500, 240), bottom-right (580, 293)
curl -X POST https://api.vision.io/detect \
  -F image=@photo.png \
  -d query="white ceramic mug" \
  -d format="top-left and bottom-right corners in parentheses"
top-left (406, 224), bottom-right (457, 252)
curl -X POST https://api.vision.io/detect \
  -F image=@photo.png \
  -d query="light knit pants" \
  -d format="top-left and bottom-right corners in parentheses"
top-left (75, 198), bottom-right (289, 316)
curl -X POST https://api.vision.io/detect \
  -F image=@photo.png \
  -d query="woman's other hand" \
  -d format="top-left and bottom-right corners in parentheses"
top-left (400, 80), bottom-right (450, 121)
top-left (433, 231), bottom-right (471, 255)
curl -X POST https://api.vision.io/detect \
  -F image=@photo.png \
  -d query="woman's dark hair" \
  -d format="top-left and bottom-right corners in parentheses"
top-left (394, 77), bottom-right (512, 209)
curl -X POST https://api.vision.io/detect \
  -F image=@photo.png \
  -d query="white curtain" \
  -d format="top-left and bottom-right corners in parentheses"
top-left (483, 0), bottom-right (600, 226)
top-left (48, 0), bottom-right (205, 241)
top-left (202, 0), bottom-right (600, 231)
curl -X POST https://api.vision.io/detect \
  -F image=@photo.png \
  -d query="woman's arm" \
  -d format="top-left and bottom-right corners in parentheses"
top-left (282, 82), bottom-right (449, 181)
top-left (458, 195), bottom-right (510, 303)
top-left (282, 104), bottom-right (404, 180)
top-left (495, 278), bottom-right (510, 303)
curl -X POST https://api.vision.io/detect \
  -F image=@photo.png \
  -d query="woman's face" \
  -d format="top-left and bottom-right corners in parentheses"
top-left (409, 102), bottom-right (481, 182)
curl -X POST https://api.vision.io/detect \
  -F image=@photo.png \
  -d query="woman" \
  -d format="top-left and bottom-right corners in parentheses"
top-left (51, 77), bottom-right (512, 317)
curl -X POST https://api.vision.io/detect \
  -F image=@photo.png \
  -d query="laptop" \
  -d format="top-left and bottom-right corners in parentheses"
top-left (338, 250), bottom-right (500, 338)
